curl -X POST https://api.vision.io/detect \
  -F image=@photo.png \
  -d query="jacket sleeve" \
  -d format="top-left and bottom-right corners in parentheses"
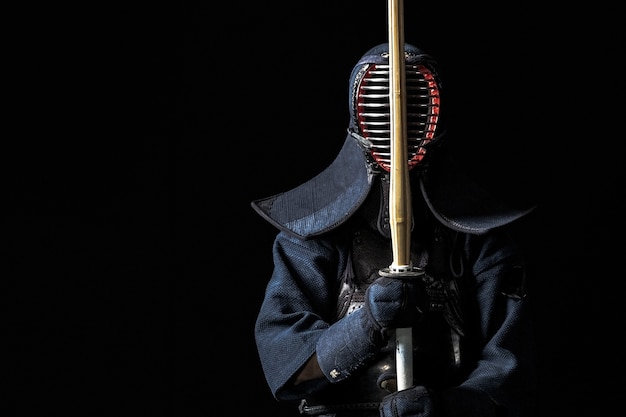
top-left (254, 231), bottom-right (348, 401)
top-left (453, 229), bottom-right (537, 417)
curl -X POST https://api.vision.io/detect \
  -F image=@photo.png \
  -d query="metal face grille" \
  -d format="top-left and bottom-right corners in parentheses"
top-left (355, 63), bottom-right (440, 171)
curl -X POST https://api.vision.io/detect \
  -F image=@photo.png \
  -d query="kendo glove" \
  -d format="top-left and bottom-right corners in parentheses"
top-left (316, 276), bottom-right (423, 383)
top-left (380, 385), bottom-right (502, 417)
top-left (365, 276), bottom-right (424, 331)
top-left (380, 385), bottom-right (436, 417)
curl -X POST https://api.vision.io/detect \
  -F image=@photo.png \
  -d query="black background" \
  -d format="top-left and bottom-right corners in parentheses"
top-left (6, 1), bottom-right (624, 416)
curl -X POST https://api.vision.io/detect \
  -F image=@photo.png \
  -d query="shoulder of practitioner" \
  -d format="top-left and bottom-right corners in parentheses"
top-left (250, 134), bottom-right (535, 240)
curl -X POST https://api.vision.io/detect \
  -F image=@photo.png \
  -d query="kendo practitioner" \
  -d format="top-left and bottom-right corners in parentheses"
top-left (251, 43), bottom-right (537, 417)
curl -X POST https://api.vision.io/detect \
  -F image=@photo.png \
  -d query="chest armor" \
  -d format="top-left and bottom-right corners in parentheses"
top-left (300, 178), bottom-right (473, 416)
top-left (327, 223), bottom-right (467, 406)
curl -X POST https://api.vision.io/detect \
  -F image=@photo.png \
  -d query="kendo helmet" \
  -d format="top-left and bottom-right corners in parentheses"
top-left (348, 43), bottom-right (444, 172)
top-left (251, 43), bottom-right (533, 240)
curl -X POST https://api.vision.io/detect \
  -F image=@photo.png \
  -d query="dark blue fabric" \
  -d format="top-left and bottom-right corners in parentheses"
top-left (438, 386), bottom-right (500, 417)
top-left (250, 42), bottom-right (534, 241)
top-left (380, 385), bottom-right (499, 417)
top-left (365, 277), bottom-right (423, 330)
top-left (316, 307), bottom-right (381, 383)
top-left (250, 136), bottom-right (533, 239)
top-left (254, 226), bottom-right (536, 416)
top-left (250, 136), bottom-right (372, 239)
top-left (419, 153), bottom-right (535, 235)
top-left (253, 42), bottom-right (536, 417)
top-left (380, 386), bottom-right (436, 417)
top-left (315, 276), bottom-right (424, 384)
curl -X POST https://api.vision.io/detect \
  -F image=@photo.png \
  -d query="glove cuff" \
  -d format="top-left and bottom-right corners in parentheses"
top-left (316, 308), bottom-right (383, 383)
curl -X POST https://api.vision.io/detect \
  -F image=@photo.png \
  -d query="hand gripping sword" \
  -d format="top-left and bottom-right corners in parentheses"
top-left (378, 0), bottom-right (424, 392)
